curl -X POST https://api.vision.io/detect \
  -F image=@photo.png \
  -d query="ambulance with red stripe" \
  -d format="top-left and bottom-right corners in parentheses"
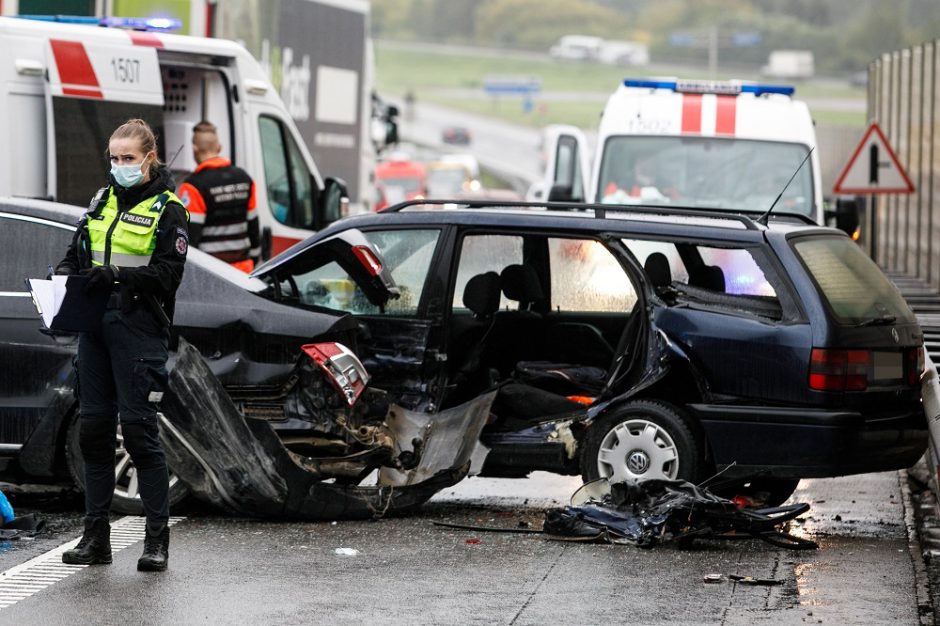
top-left (0, 16), bottom-right (347, 258)
top-left (538, 78), bottom-right (848, 228)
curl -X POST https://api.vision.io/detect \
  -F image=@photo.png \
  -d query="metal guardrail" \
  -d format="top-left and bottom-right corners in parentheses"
top-left (888, 271), bottom-right (940, 373)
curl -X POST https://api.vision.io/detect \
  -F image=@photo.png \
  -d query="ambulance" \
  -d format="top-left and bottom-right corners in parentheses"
top-left (0, 15), bottom-right (348, 257)
top-left (534, 78), bottom-right (859, 232)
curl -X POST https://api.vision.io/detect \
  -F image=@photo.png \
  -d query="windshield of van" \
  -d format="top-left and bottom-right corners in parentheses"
top-left (792, 236), bottom-right (916, 325)
top-left (597, 136), bottom-right (814, 217)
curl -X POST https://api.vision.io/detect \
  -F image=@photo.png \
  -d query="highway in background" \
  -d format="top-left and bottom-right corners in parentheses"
top-left (392, 98), bottom-right (547, 193)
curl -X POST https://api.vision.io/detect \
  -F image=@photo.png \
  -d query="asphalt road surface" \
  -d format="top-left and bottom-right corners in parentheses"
top-left (0, 470), bottom-right (928, 625)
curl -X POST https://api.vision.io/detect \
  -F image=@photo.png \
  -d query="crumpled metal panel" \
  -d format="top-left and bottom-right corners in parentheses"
top-left (174, 260), bottom-right (355, 342)
top-left (160, 341), bottom-right (288, 513)
top-left (379, 391), bottom-right (495, 486)
top-left (160, 339), bottom-right (492, 519)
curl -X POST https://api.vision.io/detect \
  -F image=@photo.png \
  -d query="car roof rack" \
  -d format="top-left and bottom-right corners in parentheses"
top-left (380, 198), bottom-right (766, 231)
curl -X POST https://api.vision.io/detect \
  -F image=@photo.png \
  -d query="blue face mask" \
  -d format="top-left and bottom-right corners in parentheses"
top-left (111, 163), bottom-right (145, 188)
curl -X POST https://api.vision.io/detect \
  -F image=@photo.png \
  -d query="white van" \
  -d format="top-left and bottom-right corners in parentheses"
top-left (533, 78), bottom-right (860, 231)
top-left (549, 35), bottom-right (603, 62)
top-left (0, 16), bottom-right (346, 258)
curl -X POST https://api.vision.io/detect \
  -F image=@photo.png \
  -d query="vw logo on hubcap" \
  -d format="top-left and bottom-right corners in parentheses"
top-left (627, 450), bottom-right (650, 474)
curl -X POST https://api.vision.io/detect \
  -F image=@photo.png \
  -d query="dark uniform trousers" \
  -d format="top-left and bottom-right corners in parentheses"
top-left (77, 304), bottom-right (169, 524)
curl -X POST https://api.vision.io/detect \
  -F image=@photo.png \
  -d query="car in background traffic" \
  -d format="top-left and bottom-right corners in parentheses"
top-left (442, 126), bottom-right (472, 146)
top-left (427, 161), bottom-right (478, 197)
top-left (374, 156), bottom-right (427, 210)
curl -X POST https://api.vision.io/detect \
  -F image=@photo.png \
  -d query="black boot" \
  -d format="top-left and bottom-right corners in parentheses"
top-left (62, 516), bottom-right (112, 565)
top-left (137, 522), bottom-right (169, 572)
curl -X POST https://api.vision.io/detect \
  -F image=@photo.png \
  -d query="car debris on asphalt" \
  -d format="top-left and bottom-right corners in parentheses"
top-left (432, 478), bottom-right (817, 551)
top-left (542, 478), bottom-right (817, 550)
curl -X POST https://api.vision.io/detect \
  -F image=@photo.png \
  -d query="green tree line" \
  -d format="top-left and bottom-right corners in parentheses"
top-left (371, 0), bottom-right (940, 73)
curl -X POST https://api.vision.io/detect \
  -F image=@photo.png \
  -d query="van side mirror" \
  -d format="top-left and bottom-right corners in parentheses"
top-left (825, 197), bottom-right (860, 238)
top-left (385, 120), bottom-right (399, 145)
top-left (319, 177), bottom-right (349, 228)
top-left (548, 183), bottom-right (577, 202)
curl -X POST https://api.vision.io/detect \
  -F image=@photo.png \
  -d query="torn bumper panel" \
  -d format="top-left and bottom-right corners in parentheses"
top-left (160, 340), bottom-right (494, 519)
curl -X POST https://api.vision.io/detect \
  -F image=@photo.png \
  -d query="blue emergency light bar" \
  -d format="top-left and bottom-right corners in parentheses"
top-left (17, 15), bottom-right (182, 32)
top-left (623, 78), bottom-right (795, 97)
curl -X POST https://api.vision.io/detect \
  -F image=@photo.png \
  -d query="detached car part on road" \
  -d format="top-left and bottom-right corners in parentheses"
top-left (0, 197), bottom-right (929, 515)
top-left (543, 478), bottom-right (817, 550)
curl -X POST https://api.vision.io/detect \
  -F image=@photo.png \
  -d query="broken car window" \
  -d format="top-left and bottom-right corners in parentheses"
top-left (367, 229), bottom-right (439, 314)
top-left (696, 247), bottom-right (776, 297)
top-left (547, 238), bottom-right (637, 312)
top-left (623, 238), bottom-right (782, 319)
top-left (282, 229), bottom-right (439, 315)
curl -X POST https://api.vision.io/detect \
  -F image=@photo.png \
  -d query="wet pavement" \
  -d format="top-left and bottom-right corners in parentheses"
top-left (0, 470), bottom-right (930, 625)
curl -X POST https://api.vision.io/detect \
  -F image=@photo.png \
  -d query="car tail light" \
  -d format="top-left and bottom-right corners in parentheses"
top-left (809, 348), bottom-right (870, 391)
top-left (907, 346), bottom-right (925, 386)
top-left (302, 342), bottom-right (370, 406)
top-left (351, 245), bottom-right (382, 276)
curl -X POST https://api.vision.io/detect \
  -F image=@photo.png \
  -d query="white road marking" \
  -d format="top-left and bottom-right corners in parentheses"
top-left (0, 516), bottom-right (184, 610)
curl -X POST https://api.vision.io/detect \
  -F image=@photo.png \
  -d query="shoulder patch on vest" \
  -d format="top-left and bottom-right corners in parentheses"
top-left (174, 227), bottom-right (189, 256)
top-left (150, 192), bottom-right (171, 213)
top-left (180, 190), bottom-right (191, 207)
top-left (119, 212), bottom-right (155, 228)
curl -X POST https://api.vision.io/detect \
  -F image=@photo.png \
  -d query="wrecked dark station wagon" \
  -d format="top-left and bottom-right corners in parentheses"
top-left (0, 198), bottom-right (929, 516)
top-left (238, 199), bottom-right (927, 508)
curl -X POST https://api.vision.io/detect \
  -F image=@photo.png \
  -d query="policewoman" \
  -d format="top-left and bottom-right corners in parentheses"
top-left (54, 119), bottom-right (188, 572)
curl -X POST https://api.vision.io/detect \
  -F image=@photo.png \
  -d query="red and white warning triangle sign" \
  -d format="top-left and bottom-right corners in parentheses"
top-left (833, 122), bottom-right (914, 194)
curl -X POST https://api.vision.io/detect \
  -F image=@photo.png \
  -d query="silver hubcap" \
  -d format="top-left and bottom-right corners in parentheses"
top-left (596, 419), bottom-right (680, 482)
top-left (114, 426), bottom-right (180, 500)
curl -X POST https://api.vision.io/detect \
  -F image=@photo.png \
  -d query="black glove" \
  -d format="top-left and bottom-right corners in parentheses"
top-left (83, 265), bottom-right (119, 294)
